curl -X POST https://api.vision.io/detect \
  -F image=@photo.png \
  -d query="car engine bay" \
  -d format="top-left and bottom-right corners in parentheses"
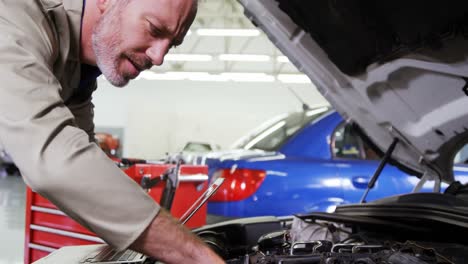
top-left (194, 190), bottom-right (468, 264)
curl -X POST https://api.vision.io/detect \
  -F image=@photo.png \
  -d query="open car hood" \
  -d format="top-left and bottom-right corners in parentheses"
top-left (238, 0), bottom-right (468, 183)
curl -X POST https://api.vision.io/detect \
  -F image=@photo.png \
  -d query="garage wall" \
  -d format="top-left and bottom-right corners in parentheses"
top-left (92, 78), bottom-right (328, 159)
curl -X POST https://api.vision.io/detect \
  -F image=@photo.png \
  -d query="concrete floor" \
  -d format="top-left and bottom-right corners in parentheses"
top-left (0, 175), bottom-right (25, 264)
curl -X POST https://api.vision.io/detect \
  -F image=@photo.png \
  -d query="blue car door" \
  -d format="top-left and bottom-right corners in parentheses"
top-left (336, 160), bottom-right (416, 204)
top-left (331, 123), bottom-right (416, 205)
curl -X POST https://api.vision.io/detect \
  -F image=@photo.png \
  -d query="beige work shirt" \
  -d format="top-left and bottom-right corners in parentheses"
top-left (0, 0), bottom-right (160, 250)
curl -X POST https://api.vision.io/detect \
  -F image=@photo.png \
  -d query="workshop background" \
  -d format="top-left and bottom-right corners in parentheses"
top-left (0, 0), bottom-right (327, 263)
top-left (92, 0), bottom-right (328, 159)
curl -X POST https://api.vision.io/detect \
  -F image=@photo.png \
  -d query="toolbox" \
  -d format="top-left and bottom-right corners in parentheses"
top-left (24, 163), bottom-right (209, 263)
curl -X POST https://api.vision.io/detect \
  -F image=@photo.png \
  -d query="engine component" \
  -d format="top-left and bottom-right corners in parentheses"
top-left (290, 216), bottom-right (350, 244)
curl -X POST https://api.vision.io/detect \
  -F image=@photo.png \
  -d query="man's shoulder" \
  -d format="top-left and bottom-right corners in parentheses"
top-left (38, 0), bottom-right (83, 14)
top-left (36, 0), bottom-right (63, 10)
top-left (0, 0), bottom-right (56, 57)
top-left (0, 0), bottom-right (46, 21)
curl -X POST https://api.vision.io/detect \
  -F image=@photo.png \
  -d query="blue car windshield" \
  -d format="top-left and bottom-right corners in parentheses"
top-left (238, 107), bottom-right (330, 152)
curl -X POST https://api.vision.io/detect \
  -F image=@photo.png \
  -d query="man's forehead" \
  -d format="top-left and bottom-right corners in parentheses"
top-left (149, 0), bottom-right (196, 10)
top-left (143, 0), bottom-right (196, 19)
top-left (144, 0), bottom-right (196, 29)
top-left (139, 0), bottom-right (196, 45)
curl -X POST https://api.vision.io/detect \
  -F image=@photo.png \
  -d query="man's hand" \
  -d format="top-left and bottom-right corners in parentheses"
top-left (130, 209), bottom-right (224, 263)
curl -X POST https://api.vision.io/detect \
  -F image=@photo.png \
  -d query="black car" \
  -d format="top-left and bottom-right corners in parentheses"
top-left (192, 1), bottom-right (468, 263)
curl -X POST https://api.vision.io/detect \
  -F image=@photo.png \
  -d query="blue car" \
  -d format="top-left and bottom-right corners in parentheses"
top-left (205, 107), bottom-right (468, 217)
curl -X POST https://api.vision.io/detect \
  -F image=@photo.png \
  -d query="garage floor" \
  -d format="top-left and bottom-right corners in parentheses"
top-left (0, 175), bottom-right (25, 264)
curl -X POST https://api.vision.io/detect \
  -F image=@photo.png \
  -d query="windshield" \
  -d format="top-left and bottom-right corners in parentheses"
top-left (234, 107), bottom-right (330, 151)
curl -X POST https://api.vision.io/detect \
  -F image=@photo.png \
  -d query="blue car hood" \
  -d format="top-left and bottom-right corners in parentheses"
top-left (238, 0), bottom-right (468, 183)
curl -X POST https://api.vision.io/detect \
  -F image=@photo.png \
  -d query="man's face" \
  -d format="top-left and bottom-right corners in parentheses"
top-left (92, 0), bottom-right (196, 87)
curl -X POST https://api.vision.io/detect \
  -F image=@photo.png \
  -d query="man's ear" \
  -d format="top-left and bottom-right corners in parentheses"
top-left (96, 0), bottom-right (110, 14)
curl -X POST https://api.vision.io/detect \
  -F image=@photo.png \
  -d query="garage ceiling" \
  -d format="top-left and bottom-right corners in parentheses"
top-left (144, 0), bottom-right (310, 84)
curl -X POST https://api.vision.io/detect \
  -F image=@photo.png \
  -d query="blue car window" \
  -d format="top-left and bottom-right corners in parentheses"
top-left (332, 123), bottom-right (379, 160)
top-left (454, 144), bottom-right (468, 164)
top-left (243, 108), bottom-right (330, 151)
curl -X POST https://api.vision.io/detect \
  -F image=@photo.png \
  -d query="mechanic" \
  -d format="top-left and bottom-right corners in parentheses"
top-left (0, 0), bottom-right (223, 263)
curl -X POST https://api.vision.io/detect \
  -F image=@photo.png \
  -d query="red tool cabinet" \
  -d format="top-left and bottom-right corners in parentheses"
top-left (24, 163), bottom-right (209, 264)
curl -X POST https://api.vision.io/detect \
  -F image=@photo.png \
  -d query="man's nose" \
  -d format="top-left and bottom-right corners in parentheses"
top-left (146, 41), bottom-right (171, 66)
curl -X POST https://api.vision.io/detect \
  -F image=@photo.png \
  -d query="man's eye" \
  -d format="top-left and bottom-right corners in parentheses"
top-left (149, 29), bottom-right (160, 38)
top-left (148, 23), bottom-right (161, 37)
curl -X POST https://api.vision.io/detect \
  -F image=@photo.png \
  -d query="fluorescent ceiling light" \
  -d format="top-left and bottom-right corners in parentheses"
top-left (118, 72), bottom-right (312, 84)
top-left (277, 74), bottom-right (311, 84)
top-left (179, 72), bottom-right (227, 82)
top-left (163, 72), bottom-right (226, 82)
top-left (137, 71), bottom-right (184, 81)
top-left (196, 29), bottom-right (261, 37)
top-left (165, 54), bottom-right (213, 62)
top-left (137, 72), bottom-right (275, 83)
top-left (277, 56), bottom-right (290, 63)
top-left (138, 72), bottom-right (227, 82)
top-left (137, 71), bottom-right (223, 81)
top-left (221, 73), bottom-right (275, 82)
top-left (219, 54), bottom-right (271, 62)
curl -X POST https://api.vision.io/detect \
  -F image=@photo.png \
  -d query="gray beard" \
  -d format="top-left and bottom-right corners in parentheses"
top-left (91, 5), bottom-right (128, 87)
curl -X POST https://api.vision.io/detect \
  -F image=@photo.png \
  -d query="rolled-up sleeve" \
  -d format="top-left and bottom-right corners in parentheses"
top-left (0, 24), bottom-right (160, 250)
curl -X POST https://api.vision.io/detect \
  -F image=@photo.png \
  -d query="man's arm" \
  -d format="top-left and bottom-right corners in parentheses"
top-left (131, 210), bottom-right (224, 263)
top-left (66, 81), bottom-right (98, 143)
top-left (0, 21), bottom-right (160, 250)
top-left (0, 8), bottom-right (217, 261)
top-left (65, 95), bottom-right (224, 263)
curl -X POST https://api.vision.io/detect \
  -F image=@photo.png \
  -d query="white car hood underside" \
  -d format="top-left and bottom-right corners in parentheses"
top-left (239, 0), bottom-right (468, 183)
